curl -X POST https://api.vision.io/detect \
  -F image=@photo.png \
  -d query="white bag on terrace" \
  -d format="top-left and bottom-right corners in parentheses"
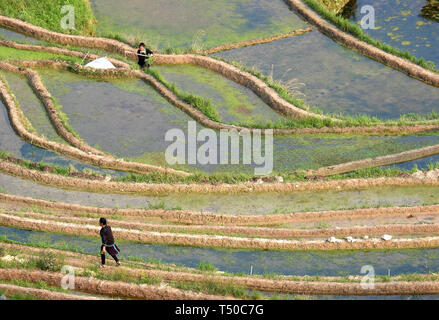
top-left (85, 57), bottom-right (116, 69)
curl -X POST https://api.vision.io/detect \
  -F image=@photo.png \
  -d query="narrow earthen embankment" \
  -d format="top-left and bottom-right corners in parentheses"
top-left (307, 143), bottom-right (439, 176)
top-left (3, 192), bottom-right (439, 227)
top-left (3, 213), bottom-right (439, 251)
top-left (0, 72), bottom-right (191, 177)
top-left (5, 242), bottom-right (439, 296)
top-left (284, 0), bottom-right (439, 87)
top-left (3, 158), bottom-right (439, 196)
top-left (0, 283), bottom-right (103, 300)
top-left (0, 269), bottom-right (232, 300)
top-left (14, 209), bottom-right (439, 240)
top-left (204, 27), bottom-right (313, 54)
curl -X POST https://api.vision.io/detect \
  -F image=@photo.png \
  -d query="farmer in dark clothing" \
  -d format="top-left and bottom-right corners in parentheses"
top-left (99, 218), bottom-right (120, 267)
top-left (137, 42), bottom-right (153, 70)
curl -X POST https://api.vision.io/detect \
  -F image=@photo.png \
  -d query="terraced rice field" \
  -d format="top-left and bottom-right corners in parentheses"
top-left (0, 0), bottom-right (438, 302)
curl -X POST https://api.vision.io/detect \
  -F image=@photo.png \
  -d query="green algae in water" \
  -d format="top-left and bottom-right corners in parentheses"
top-left (89, 0), bottom-right (308, 50)
top-left (214, 31), bottom-right (439, 120)
top-left (3, 226), bottom-right (439, 277)
top-left (343, 0), bottom-right (439, 66)
top-left (153, 64), bottom-right (286, 125)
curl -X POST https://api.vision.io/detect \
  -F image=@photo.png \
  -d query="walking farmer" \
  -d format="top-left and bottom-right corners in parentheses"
top-left (99, 218), bottom-right (121, 267)
top-left (137, 42), bottom-right (153, 70)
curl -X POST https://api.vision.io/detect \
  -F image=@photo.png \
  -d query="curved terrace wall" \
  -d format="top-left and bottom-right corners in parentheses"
top-left (2, 38), bottom-right (439, 136)
top-left (0, 283), bottom-right (102, 300)
top-left (6, 242), bottom-right (439, 296)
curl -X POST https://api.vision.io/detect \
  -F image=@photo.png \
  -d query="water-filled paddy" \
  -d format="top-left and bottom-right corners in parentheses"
top-left (0, 27), bottom-right (49, 45)
top-left (153, 64), bottom-right (286, 125)
top-left (0, 99), bottom-right (120, 175)
top-left (89, 0), bottom-right (308, 50)
top-left (2, 226), bottom-right (439, 277)
top-left (343, 0), bottom-right (439, 66)
top-left (39, 70), bottom-right (439, 174)
top-left (2, 71), bottom-right (66, 144)
top-left (213, 31), bottom-right (439, 119)
top-left (2, 172), bottom-right (439, 214)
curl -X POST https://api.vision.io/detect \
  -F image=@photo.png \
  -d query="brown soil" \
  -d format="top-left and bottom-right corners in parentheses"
top-left (307, 143), bottom-right (439, 176)
top-left (3, 157), bottom-right (439, 196)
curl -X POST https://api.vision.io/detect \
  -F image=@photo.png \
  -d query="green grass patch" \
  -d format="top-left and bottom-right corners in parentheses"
top-left (0, 0), bottom-right (96, 35)
top-left (146, 68), bottom-right (220, 122)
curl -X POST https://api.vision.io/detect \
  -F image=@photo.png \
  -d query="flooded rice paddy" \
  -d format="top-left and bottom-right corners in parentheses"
top-left (214, 31), bottom-right (439, 119)
top-left (89, 0), bottom-right (308, 50)
top-left (343, 0), bottom-right (439, 66)
top-left (1, 172), bottom-right (439, 214)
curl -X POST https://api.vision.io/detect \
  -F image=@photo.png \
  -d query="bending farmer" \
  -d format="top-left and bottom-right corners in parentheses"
top-left (99, 217), bottom-right (121, 267)
top-left (137, 42), bottom-right (153, 69)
